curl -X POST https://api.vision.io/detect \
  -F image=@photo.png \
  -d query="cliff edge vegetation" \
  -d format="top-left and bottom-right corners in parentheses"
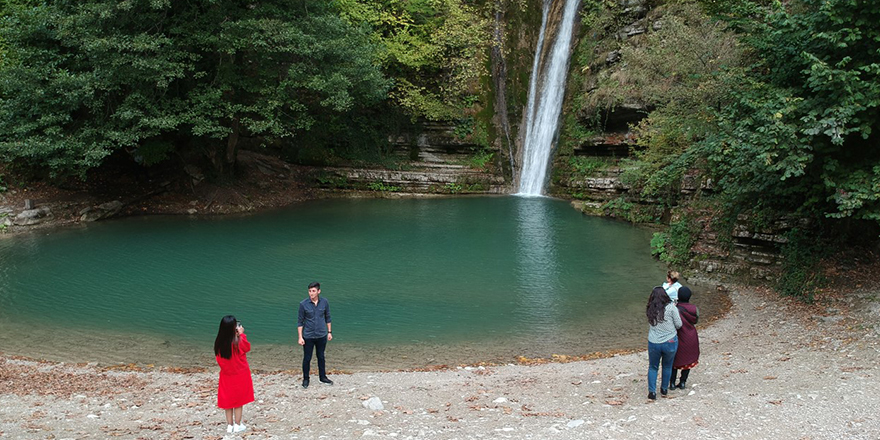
top-left (559, 0), bottom-right (880, 299)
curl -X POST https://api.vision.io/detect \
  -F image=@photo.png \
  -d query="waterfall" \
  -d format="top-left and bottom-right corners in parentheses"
top-left (517, 0), bottom-right (581, 196)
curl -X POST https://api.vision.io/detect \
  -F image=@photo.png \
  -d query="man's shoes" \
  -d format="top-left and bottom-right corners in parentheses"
top-left (319, 377), bottom-right (333, 385)
top-left (660, 388), bottom-right (668, 396)
top-left (302, 378), bottom-right (310, 389)
top-left (648, 392), bottom-right (657, 400)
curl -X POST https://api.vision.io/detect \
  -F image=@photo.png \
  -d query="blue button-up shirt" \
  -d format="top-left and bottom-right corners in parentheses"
top-left (298, 296), bottom-right (331, 339)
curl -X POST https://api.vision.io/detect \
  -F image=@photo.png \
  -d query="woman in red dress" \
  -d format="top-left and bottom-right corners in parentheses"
top-left (214, 315), bottom-right (254, 434)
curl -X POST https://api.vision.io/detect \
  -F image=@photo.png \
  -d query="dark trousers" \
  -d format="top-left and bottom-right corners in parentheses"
top-left (670, 368), bottom-right (690, 386)
top-left (302, 336), bottom-right (328, 379)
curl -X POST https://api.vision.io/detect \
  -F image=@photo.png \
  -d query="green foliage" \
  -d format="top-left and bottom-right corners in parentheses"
top-left (562, 1), bottom-right (619, 155)
top-left (0, 0), bottom-right (389, 179)
top-left (602, 196), bottom-right (662, 223)
top-left (694, 0), bottom-right (880, 222)
top-left (602, 196), bottom-right (633, 215)
top-left (468, 148), bottom-right (494, 170)
top-left (470, 119), bottom-right (490, 150)
top-left (776, 228), bottom-right (827, 302)
top-left (649, 216), bottom-right (701, 266)
top-left (135, 140), bottom-right (175, 167)
top-left (568, 156), bottom-right (606, 176)
top-left (451, 116), bottom-right (490, 150)
top-left (367, 181), bottom-right (402, 192)
top-left (454, 117), bottom-right (475, 140)
top-left (580, 0), bottom-right (626, 31)
top-left (315, 173), bottom-right (350, 189)
top-left (444, 182), bottom-right (463, 194)
top-left (618, 3), bottom-right (743, 198)
top-left (288, 128), bottom-right (408, 169)
top-left (570, 0), bottom-right (880, 287)
top-left (651, 232), bottom-right (669, 260)
top-left (335, 0), bottom-right (489, 121)
top-left (464, 182), bottom-right (486, 192)
top-left (664, 217), bottom-right (701, 267)
top-left (558, 113), bottom-right (597, 155)
top-left (696, 0), bottom-right (768, 18)
top-left (566, 2), bottom-right (748, 210)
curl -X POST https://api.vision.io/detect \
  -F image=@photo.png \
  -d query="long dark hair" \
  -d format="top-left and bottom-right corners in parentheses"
top-left (646, 287), bottom-right (672, 326)
top-left (214, 315), bottom-right (239, 359)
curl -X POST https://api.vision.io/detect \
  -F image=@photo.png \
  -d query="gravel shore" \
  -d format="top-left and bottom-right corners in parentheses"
top-left (2, 284), bottom-right (879, 440)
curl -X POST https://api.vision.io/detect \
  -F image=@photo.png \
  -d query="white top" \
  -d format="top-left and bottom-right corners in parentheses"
top-left (662, 281), bottom-right (682, 302)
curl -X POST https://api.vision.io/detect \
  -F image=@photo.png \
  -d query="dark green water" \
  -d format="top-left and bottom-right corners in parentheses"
top-left (0, 196), bottom-right (724, 371)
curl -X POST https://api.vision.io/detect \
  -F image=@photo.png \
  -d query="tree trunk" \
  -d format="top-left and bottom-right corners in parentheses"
top-left (204, 117), bottom-right (241, 180)
top-left (225, 117), bottom-right (240, 176)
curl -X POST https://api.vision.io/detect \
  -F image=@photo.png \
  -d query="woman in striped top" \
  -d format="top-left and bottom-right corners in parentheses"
top-left (646, 286), bottom-right (682, 400)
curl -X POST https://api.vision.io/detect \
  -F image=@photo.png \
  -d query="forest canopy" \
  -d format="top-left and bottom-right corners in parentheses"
top-left (3, 0), bottom-right (878, 229)
top-left (0, 0), bottom-right (488, 179)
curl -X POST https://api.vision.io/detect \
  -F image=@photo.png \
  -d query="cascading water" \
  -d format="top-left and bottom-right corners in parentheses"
top-left (517, 0), bottom-right (581, 196)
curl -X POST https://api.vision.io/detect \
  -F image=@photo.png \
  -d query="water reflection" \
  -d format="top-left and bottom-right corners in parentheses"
top-left (0, 232), bottom-right (41, 317)
top-left (514, 197), bottom-right (562, 335)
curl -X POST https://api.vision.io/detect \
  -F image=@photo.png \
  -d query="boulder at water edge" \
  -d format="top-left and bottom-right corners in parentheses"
top-left (13, 206), bottom-right (52, 226)
top-left (80, 200), bottom-right (124, 222)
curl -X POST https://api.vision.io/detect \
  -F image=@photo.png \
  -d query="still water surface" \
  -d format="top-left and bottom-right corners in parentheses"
top-left (0, 196), bottom-right (724, 371)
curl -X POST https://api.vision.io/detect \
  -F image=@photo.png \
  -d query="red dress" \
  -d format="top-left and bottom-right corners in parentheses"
top-left (216, 334), bottom-right (255, 409)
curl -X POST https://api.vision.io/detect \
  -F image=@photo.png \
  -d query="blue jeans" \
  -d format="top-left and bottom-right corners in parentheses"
top-left (647, 337), bottom-right (678, 393)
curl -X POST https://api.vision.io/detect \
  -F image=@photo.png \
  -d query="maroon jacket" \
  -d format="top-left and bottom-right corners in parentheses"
top-left (673, 302), bottom-right (700, 368)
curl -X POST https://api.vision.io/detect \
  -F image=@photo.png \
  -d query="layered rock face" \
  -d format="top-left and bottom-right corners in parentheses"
top-left (312, 122), bottom-right (507, 195)
top-left (693, 215), bottom-right (800, 281)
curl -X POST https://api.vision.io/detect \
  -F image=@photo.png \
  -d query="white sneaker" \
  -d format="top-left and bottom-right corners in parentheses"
top-left (226, 424), bottom-right (234, 433)
top-left (233, 423), bottom-right (247, 433)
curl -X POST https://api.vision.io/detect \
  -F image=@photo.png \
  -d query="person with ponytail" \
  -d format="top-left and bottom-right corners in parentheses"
top-left (214, 315), bottom-right (254, 433)
top-left (646, 286), bottom-right (682, 400)
top-left (662, 270), bottom-right (682, 302)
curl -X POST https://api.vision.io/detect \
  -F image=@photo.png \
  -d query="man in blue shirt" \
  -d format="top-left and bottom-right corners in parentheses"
top-left (297, 282), bottom-right (333, 388)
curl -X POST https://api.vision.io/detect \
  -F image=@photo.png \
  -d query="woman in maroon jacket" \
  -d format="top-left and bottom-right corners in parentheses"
top-left (670, 286), bottom-right (700, 389)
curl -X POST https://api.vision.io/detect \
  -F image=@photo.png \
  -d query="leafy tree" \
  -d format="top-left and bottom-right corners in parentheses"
top-left (0, 0), bottom-right (389, 179)
top-left (618, 3), bottom-right (745, 197)
top-left (695, 0), bottom-right (880, 222)
top-left (335, 0), bottom-right (489, 121)
top-left (598, 0), bottom-right (880, 225)
top-left (570, 0), bottom-right (879, 296)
